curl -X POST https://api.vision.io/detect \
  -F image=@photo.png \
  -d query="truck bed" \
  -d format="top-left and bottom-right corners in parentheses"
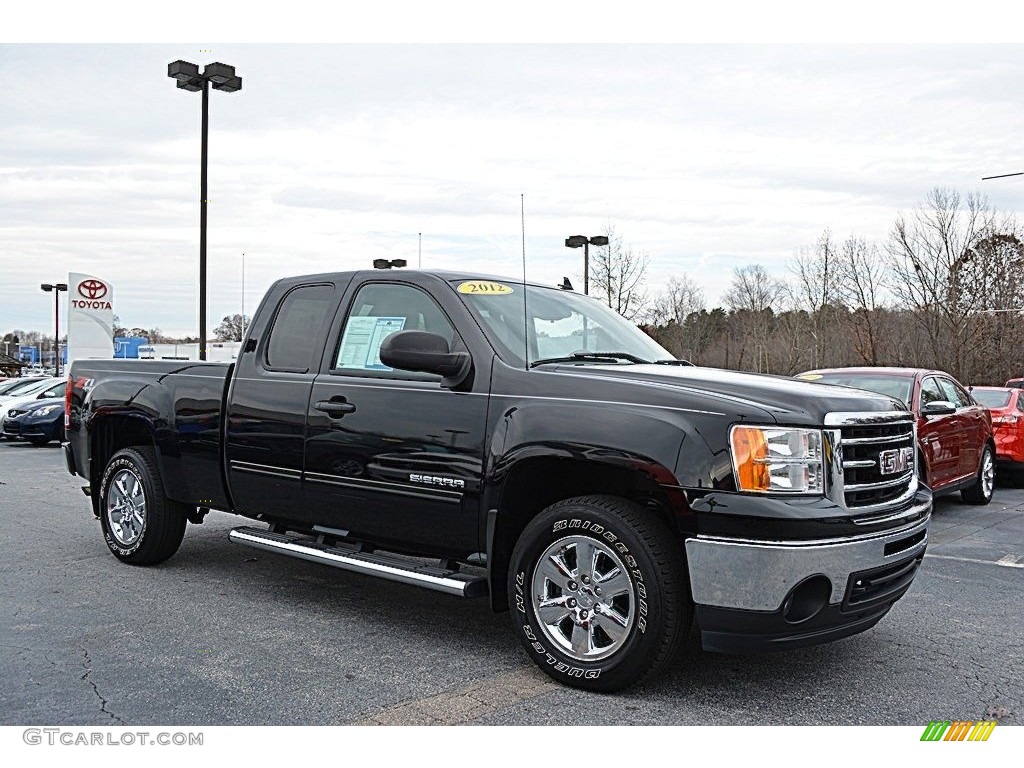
top-left (67, 359), bottom-right (233, 510)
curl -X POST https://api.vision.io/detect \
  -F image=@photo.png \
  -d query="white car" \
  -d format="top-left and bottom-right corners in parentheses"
top-left (0, 378), bottom-right (66, 438)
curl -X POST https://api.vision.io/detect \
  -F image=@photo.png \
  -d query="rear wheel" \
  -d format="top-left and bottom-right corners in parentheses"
top-left (99, 447), bottom-right (188, 564)
top-left (962, 444), bottom-right (995, 505)
top-left (507, 495), bottom-right (691, 692)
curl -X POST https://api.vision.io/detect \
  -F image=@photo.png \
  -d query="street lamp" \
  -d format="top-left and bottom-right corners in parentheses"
top-left (40, 283), bottom-right (68, 376)
top-left (564, 235), bottom-right (609, 296)
top-left (167, 60), bottom-right (243, 360)
top-left (373, 259), bottom-right (408, 270)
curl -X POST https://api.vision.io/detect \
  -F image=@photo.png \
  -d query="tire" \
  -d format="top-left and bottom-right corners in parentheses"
top-left (961, 444), bottom-right (995, 505)
top-left (98, 447), bottom-right (188, 565)
top-left (507, 495), bottom-right (691, 692)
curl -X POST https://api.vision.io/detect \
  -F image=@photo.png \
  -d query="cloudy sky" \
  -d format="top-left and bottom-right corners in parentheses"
top-left (2, 43), bottom-right (1024, 337)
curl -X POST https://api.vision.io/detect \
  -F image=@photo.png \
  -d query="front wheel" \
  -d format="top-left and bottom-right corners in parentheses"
top-left (99, 447), bottom-right (188, 564)
top-left (507, 495), bottom-right (691, 692)
top-left (962, 444), bottom-right (995, 505)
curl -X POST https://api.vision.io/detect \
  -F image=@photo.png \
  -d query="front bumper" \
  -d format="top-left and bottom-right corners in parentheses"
top-left (1, 417), bottom-right (22, 438)
top-left (686, 492), bottom-right (931, 653)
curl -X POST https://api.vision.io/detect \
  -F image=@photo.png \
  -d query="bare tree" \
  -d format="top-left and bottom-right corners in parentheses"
top-left (835, 236), bottom-right (888, 365)
top-left (589, 224), bottom-right (649, 321)
top-left (648, 275), bottom-right (710, 362)
top-left (887, 187), bottom-right (996, 379)
top-left (214, 314), bottom-right (251, 342)
top-left (790, 230), bottom-right (840, 369)
top-left (724, 264), bottom-right (785, 372)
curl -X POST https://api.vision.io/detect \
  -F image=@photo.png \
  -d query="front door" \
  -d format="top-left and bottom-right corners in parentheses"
top-left (917, 375), bottom-right (961, 488)
top-left (303, 279), bottom-right (489, 556)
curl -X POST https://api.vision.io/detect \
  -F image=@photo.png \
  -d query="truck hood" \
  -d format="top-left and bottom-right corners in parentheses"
top-left (551, 363), bottom-right (906, 425)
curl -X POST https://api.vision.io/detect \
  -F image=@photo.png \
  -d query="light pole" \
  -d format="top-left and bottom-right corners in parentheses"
top-left (564, 235), bottom-right (609, 296)
top-left (40, 283), bottom-right (68, 376)
top-left (167, 60), bottom-right (243, 360)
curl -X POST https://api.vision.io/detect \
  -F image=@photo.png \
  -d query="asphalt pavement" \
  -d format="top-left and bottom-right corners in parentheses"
top-left (1, 438), bottom-right (1020, 726)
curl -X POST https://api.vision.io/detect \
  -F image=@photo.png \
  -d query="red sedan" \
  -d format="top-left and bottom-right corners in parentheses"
top-left (970, 386), bottom-right (1024, 471)
top-left (797, 367), bottom-right (995, 504)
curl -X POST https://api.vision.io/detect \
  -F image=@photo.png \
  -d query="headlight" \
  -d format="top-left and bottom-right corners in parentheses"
top-left (730, 426), bottom-right (824, 494)
top-left (33, 405), bottom-right (61, 416)
top-left (7, 409), bottom-right (22, 417)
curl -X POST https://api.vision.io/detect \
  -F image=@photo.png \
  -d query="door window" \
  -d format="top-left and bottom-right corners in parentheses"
top-left (334, 283), bottom-right (457, 374)
top-left (264, 284), bottom-right (335, 373)
top-left (919, 377), bottom-right (945, 407)
top-left (938, 379), bottom-right (970, 408)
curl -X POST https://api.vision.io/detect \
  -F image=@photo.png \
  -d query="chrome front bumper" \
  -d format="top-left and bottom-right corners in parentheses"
top-left (684, 497), bottom-right (931, 613)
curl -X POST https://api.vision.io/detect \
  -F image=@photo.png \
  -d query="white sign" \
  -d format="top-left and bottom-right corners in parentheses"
top-left (336, 316), bottom-right (406, 370)
top-left (66, 272), bottom-right (114, 365)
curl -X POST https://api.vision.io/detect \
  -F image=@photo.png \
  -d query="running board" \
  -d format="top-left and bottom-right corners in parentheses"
top-left (228, 526), bottom-right (488, 598)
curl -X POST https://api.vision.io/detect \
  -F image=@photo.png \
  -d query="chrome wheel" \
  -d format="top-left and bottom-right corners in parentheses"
top-left (106, 468), bottom-right (147, 547)
top-left (531, 535), bottom-right (636, 662)
top-left (982, 449), bottom-right (994, 499)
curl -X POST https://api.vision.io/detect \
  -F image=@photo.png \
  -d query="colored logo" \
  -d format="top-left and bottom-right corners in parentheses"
top-left (78, 279), bottom-right (108, 300)
top-left (920, 720), bottom-right (997, 741)
top-left (457, 281), bottom-right (514, 295)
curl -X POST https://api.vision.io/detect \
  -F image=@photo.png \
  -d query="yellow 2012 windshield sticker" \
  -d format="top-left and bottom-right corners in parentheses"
top-left (457, 281), bottom-right (514, 295)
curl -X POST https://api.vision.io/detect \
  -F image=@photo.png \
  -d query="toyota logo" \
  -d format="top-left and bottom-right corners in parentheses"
top-left (78, 279), bottom-right (108, 300)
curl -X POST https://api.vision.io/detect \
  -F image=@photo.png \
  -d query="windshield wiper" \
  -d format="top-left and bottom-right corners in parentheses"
top-left (653, 359), bottom-right (695, 366)
top-left (529, 352), bottom-right (651, 369)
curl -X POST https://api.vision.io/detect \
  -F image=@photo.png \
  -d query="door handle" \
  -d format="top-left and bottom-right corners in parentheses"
top-left (315, 399), bottom-right (357, 418)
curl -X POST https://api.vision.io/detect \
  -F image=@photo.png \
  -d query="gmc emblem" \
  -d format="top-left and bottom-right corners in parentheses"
top-left (879, 447), bottom-right (914, 475)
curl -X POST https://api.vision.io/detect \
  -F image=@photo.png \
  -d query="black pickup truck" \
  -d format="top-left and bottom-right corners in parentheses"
top-left (65, 270), bottom-right (931, 691)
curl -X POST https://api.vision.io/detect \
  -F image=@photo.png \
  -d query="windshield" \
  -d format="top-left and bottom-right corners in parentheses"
top-left (454, 279), bottom-right (672, 367)
top-left (1, 378), bottom-right (48, 397)
top-left (800, 372), bottom-right (914, 406)
top-left (972, 389), bottom-right (1012, 409)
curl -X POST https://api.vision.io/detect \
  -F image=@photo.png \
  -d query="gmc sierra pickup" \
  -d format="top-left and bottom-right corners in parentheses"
top-left (64, 270), bottom-right (932, 691)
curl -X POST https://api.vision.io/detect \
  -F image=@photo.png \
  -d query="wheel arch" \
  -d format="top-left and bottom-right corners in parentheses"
top-left (485, 456), bottom-right (688, 612)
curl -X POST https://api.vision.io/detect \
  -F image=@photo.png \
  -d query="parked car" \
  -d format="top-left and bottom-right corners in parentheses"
top-left (2, 397), bottom-right (65, 446)
top-left (797, 367), bottom-right (995, 504)
top-left (64, 270), bottom-right (932, 692)
top-left (0, 376), bottom-right (49, 398)
top-left (0, 378), bottom-right (66, 439)
top-left (969, 386), bottom-right (1024, 473)
top-left (1005, 378), bottom-right (1024, 389)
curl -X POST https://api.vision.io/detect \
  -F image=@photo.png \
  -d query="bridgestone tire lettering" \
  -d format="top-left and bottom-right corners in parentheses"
top-left (506, 495), bottom-right (692, 692)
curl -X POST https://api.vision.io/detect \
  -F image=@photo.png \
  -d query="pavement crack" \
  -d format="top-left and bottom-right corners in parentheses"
top-left (78, 646), bottom-right (126, 725)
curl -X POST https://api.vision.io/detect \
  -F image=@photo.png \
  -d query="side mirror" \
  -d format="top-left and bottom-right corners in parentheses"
top-left (379, 331), bottom-right (471, 389)
top-left (921, 400), bottom-right (957, 417)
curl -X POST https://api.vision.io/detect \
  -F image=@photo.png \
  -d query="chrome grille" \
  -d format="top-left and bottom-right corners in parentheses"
top-left (839, 419), bottom-right (916, 508)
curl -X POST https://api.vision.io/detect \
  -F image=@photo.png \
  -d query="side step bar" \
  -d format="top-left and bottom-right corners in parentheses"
top-left (229, 526), bottom-right (488, 598)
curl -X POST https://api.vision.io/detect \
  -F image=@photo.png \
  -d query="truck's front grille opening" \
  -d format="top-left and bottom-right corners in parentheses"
top-left (839, 419), bottom-right (915, 508)
top-left (843, 554), bottom-right (924, 610)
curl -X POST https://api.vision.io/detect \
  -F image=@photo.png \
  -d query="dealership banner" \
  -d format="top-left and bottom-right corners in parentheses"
top-left (66, 272), bottom-right (114, 364)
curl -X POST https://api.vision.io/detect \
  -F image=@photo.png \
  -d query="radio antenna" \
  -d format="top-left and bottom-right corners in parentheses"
top-left (521, 193), bottom-right (529, 370)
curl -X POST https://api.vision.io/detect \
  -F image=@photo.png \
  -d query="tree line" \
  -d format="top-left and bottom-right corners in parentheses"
top-left (617, 187), bottom-right (1024, 386)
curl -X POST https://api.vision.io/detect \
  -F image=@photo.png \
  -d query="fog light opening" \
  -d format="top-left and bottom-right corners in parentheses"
top-left (782, 575), bottom-right (832, 624)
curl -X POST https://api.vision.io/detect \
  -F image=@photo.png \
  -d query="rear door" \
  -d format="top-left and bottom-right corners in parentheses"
top-left (939, 377), bottom-right (985, 479)
top-left (225, 280), bottom-right (343, 520)
top-left (918, 375), bottom-right (960, 488)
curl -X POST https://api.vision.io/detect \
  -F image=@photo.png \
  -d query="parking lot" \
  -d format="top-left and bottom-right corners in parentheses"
top-left (0, 438), bottom-right (1020, 726)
